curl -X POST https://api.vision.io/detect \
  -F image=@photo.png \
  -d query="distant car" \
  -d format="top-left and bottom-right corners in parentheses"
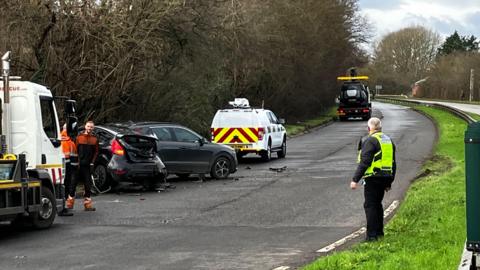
top-left (91, 126), bottom-right (167, 191)
top-left (99, 122), bottom-right (238, 180)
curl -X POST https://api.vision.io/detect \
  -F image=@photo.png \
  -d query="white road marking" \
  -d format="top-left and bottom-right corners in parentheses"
top-left (316, 200), bottom-right (400, 253)
top-left (272, 267), bottom-right (290, 270)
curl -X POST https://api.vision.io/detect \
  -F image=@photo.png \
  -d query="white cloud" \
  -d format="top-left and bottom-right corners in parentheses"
top-left (359, 0), bottom-right (480, 44)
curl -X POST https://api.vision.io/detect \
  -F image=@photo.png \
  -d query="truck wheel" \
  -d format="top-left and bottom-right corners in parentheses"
top-left (31, 186), bottom-right (56, 229)
top-left (261, 141), bottom-right (272, 161)
top-left (211, 156), bottom-right (231, 179)
top-left (278, 138), bottom-right (287, 158)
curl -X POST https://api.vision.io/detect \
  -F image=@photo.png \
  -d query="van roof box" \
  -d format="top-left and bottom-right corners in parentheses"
top-left (228, 98), bottom-right (250, 108)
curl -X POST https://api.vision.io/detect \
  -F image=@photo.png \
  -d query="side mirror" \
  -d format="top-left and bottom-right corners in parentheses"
top-left (65, 99), bottom-right (76, 115)
top-left (278, 118), bottom-right (286, 125)
top-left (197, 138), bottom-right (205, 146)
top-left (66, 116), bottom-right (78, 138)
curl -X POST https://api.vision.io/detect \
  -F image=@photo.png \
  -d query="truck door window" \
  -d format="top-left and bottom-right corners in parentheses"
top-left (40, 97), bottom-right (58, 139)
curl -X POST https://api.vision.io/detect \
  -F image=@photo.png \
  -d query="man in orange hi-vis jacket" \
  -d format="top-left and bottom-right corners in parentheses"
top-left (60, 124), bottom-right (77, 216)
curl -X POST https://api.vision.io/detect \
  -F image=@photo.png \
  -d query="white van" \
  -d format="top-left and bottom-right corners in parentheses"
top-left (211, 98), bottom-right (287, 161)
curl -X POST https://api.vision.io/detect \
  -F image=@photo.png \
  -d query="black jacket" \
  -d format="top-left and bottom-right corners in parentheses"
top-left (352, 132), bottom-right (396, 184)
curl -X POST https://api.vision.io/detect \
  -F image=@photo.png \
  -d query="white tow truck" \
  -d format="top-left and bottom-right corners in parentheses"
top-left (0, 51), bottom-right (77, 228)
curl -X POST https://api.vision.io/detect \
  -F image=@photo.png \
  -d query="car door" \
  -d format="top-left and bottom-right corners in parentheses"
top-left (150, 126), bottom-right (180, 172)
top-left (171, 127), bottom-right (212, 173)
top-left (267, 111), bottom-right (281, 148)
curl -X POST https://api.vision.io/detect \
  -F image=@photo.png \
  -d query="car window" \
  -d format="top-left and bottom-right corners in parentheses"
top-left (270, 112), bottom-right (279, 124)
top-left (266, 112), bottom-right (276, 124)
top-left (95, 129), bottom-right (114, 145)
top-left (152, 127), bottom-right (173, 141)
top-left (173, 128), bottom-right (200, 142)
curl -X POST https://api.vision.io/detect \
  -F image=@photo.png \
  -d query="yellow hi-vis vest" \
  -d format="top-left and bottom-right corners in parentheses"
top-left (358, 132), bottom-right (394, 178)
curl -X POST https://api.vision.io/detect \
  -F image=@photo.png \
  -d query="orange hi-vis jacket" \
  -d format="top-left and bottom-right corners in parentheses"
top-left (61, 130), bottom-right (78, 166)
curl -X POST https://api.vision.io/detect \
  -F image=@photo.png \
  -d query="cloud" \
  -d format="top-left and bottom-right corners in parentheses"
top-left (358, 0), bottom-right (401, 10)
top-left (358, 0), bottom-right (480, 43)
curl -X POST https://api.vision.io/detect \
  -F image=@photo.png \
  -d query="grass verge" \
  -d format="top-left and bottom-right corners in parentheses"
top-left (285, 107), bottom-right (337, 136)
top-left (302, 105), bottom-right (467, 270)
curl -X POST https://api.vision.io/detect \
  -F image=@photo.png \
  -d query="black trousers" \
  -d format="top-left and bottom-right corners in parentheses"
top-left (363, 177), bottom-right (390, 238)
top-left (64, 162), bottom-right (75, 199)
top-left (70, 165), bottom-right (93, 198)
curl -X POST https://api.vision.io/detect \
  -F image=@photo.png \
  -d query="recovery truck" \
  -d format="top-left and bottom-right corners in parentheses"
top-left (0, 51), bottom-right (77, 229)
top-left (336, 70), bottom-right (372, 121)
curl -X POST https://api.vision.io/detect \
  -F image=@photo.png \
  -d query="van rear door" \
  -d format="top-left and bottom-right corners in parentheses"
top-left (212, 110), bottom-right (260, 150)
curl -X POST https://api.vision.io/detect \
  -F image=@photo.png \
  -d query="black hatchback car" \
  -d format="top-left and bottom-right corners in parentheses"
top-left (100, 122), bottom-right (238, 179)
top-left (92, 125), bottom-right (167, 191)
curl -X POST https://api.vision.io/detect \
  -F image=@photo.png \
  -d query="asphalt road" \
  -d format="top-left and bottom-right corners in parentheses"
top-left (0, 102), bottom-right (436, 270)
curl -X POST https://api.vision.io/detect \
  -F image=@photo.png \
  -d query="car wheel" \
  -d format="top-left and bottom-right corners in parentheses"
top-left (278, 138), bottom-right (286, 158)
top-left (93, 165), bottom-right (111, 192)
top-left (175, 173), bottom-right (190, 179)
top-left (211, 156), bottom-right (231, 179)
top-left (31, 186), bottom-right (56, 229)
top-left (261, 141), bottom-right (272, 161)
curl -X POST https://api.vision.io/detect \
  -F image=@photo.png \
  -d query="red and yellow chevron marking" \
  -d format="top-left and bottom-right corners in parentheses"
top-left (212, 127), bottom-right (259, 143)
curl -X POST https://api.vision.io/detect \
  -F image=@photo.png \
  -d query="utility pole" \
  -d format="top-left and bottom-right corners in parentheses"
top-left (471, 69), bottom-right (475, 102)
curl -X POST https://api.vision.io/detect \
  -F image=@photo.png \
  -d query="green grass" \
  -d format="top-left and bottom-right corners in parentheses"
top-left (302, 105), bottom-right (467, 270)
top-left (285, 107), bottom-right (337, 136)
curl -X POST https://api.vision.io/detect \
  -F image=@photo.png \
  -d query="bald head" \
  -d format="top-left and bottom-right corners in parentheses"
top-left (367, 117), bottom-right (382, 132)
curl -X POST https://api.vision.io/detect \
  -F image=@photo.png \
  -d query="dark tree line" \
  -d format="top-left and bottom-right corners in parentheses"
top-left (0, 0), bottom-right (369, 134)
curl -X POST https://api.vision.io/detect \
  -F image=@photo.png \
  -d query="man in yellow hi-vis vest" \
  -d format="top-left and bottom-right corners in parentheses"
top-left (350, 117), bottom-right (396, 241)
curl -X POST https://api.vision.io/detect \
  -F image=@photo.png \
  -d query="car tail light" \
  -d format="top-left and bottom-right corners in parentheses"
top-left (258, 128), bottom-right (265, 140)
top-left (362, 108), bottom-right (370, 113)
top-left (111, 139), bottom-right (125, 156)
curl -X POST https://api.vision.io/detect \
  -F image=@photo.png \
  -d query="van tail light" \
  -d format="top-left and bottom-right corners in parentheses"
top-left (211, 128), bottom-right (215, 141)
top-left (258, 128), bottom-right (265, 140)
top-left (111, 139), bottom-right (125, 156)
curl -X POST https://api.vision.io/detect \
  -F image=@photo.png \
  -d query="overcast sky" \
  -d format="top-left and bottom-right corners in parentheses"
top-left (358, 0), bottom-right (480, 47)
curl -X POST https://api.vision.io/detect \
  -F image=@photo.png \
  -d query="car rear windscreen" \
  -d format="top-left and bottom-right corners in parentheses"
top-left (215, 111), bottom-right (256, 127)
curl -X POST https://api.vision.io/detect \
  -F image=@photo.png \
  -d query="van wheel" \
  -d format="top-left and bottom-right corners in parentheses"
top-left (261, 142), bottom-right (272, 161)
top-left (31, 186), bottom-right (56, 229)
top-left (211, 156), bottom-right (231, 179)
top-left (278, 139), bottom-right (286, 158)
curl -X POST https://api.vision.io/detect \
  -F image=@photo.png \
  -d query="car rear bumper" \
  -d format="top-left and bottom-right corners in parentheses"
top-left (337, 107), bottom-right (371, 117)
top-left (108, 157), bottom-right (166, 183)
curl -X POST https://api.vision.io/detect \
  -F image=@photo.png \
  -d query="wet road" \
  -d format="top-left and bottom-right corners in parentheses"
top-left (0, 102), bottom-right (436, 270)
